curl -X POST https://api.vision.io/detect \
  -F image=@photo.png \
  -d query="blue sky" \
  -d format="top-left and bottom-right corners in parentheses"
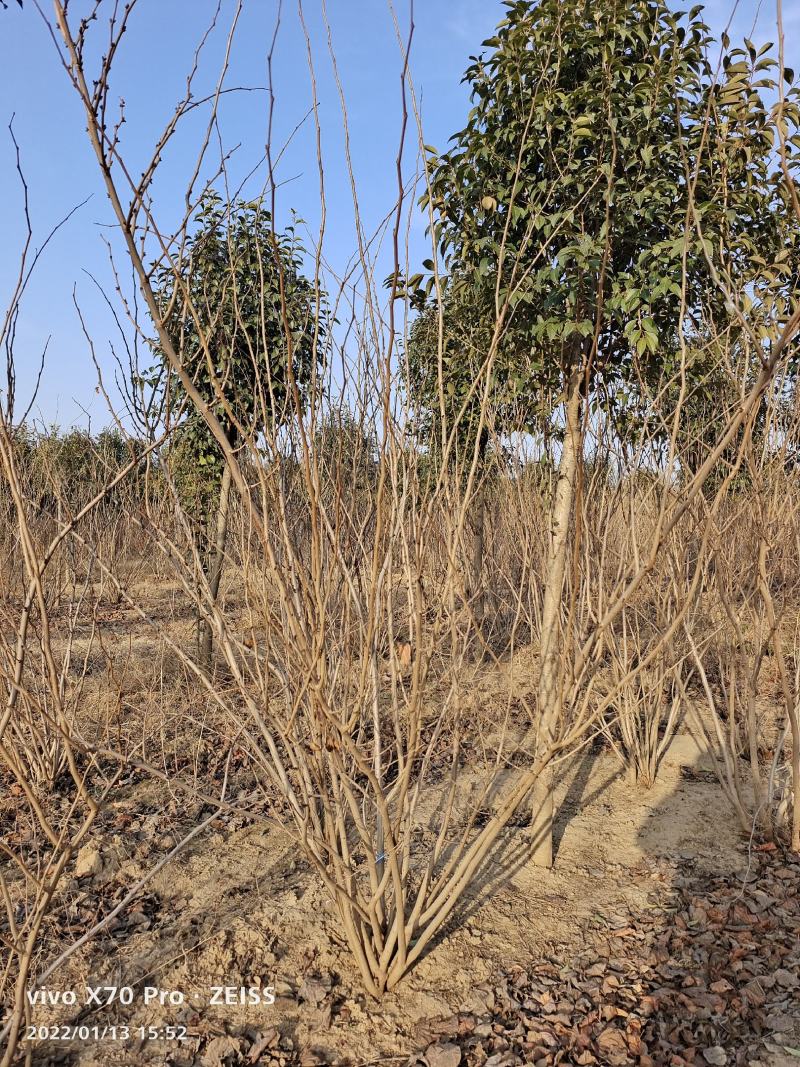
top-left (0, 0), bottom-right (797, 428)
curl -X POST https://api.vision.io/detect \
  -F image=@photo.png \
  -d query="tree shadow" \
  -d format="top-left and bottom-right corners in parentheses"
top-left (552, 740), bottom-right (624, 860)
top-left (414, 742), bottom-right (800, 1067)
top-left (409, 744), bottom-right (624, 964)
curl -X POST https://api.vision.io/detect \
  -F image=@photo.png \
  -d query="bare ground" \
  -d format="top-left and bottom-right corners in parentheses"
top-left (20, 711), bottom-right (786, 1067)
top-left (9, 574), bottom-right (797, 1066)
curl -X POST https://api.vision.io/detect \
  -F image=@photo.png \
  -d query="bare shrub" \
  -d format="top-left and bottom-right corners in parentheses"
top-left (685, 372), bottom-right (800, 847)
top-left (14, 0), bottom-right (795, 1014)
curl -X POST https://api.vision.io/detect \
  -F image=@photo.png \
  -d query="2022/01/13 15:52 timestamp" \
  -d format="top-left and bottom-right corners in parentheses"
top-left (24, 1024), bottom-right (188, 1042)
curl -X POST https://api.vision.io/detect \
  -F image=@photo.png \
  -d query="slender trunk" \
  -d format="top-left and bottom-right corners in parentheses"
top-left (470, 487), bottom-right (487, 627)
top-left (758, 534), bottom-right (800, 851)
top-left (789, 704), bottom-right (800, 851)
top-left (200, 462), bottom-right (232, 671)
top-left (530, 369), bottom-right (583, 868)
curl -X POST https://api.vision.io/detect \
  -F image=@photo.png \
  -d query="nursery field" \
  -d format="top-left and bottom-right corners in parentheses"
top-left (2, 0), bottom-right (800, 1064)
top-left (2, 536), bottom-right (799, 1066)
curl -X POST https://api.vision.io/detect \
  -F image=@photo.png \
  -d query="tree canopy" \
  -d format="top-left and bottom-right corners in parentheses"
top-left (407, 0), bottom-right (800, 455)
top-left (147, 191), bottom-right (325, 528)
top-left (151, 192), bottom-right (324, 473)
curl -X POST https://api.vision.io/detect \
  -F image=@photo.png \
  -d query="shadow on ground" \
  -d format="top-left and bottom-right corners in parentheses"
top-left (412, 759), bottom-right (800, 1067)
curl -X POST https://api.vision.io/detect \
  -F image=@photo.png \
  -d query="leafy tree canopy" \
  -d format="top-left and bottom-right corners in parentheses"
top-left (407, 0), bottom-right (800, 456)
top-left (150, 192), bottom-right (325, 480)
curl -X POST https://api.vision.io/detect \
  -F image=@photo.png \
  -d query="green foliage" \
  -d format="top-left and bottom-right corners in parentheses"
top-left (693, 39), bottom-right (800, 340)
top-left (150, 191), bottom-right (325, 485)
top-left (422, 0), bottom-right (711, 391)
top-left (406, 278), bottom-right (500, 473)
top-left (15, 426), bottom-right (140, 512)
top-left (164, 422), bottom-right (226, 532)
top-left (409, 0), bottom-right (800, 457)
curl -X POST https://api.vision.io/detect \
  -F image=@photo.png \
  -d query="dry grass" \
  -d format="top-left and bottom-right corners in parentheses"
top-left (0, 3), bottom-right (798, 1063)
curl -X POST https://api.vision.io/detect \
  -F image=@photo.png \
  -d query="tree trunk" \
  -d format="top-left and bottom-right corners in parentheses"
top-left (790, 707), bottom-right (800, 852)
top-left (200, 462), bottom-right (232, 672)
top-left (529, 369), bottom-right (583, 868)
top-left (470, 486), bottom-right (487, 627)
